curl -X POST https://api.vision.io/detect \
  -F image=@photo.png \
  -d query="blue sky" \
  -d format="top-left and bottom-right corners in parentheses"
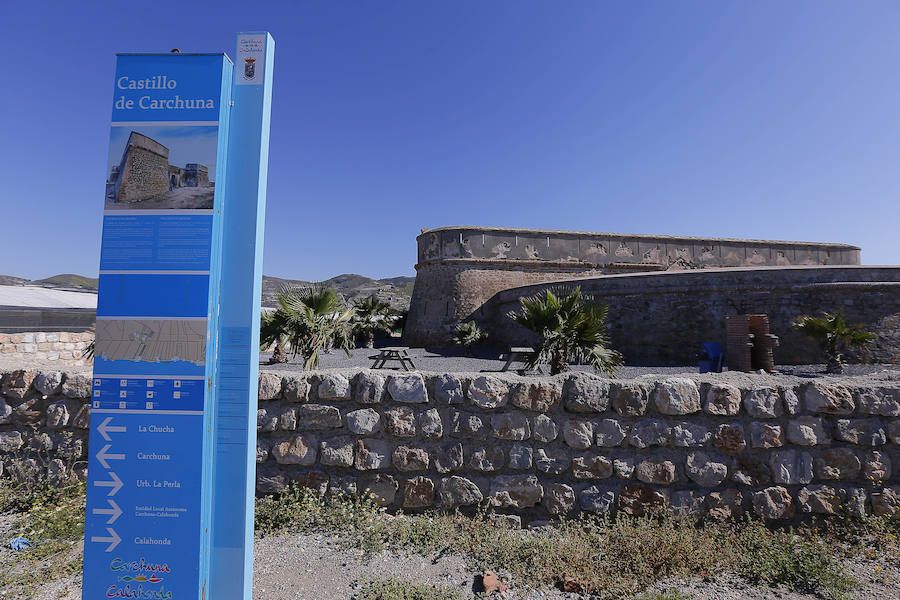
top-left (2, 1), bottom-right (898, 281)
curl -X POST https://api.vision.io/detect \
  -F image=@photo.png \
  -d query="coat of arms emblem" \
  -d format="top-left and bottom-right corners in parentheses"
top-left (244, 57), bottom-right (256, 80)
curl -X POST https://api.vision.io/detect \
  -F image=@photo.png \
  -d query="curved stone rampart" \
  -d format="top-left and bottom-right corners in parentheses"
top-left (405, 226), bottom-right (861, 346)
top-left (478, 266), bottom-right (900, 365)
top-left (2, 368), bottom-right (898, 523)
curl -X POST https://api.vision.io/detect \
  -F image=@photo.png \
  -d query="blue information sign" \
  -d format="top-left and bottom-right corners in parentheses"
top-left (83, 53), bottom-right (233, 599)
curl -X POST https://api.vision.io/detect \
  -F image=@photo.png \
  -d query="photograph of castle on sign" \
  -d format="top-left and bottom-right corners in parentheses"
top-left (104, 125), bottom-right (219, 209)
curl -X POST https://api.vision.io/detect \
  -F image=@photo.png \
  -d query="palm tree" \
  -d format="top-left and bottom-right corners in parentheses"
top-left (508, 287), bottom-right (622, 376)
top-left (351, 295), bottom-right (395, 348)
top-left (792, 311), bottom-right (876, 374)
top-left (450, 321), bottom-right (487, 356)
top-left (259, 285), bottom-right (355, 370)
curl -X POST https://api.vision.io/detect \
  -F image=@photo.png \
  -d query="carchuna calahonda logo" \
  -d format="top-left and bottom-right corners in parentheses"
top-left (243, 57), bottom-right (256, 80)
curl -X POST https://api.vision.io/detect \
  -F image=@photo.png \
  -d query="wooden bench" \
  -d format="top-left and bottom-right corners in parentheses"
top-left (500, 346), bottom-right (538, 372)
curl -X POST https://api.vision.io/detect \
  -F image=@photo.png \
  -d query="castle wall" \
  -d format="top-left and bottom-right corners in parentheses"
top-left (115, 132), bottom-right (171, 203)
top-left (405, 227), bottom-right (863, 347)
top-left (3, 368), bottom-right (898, 522)
top-left (478, 266), bottom-right (900, 365)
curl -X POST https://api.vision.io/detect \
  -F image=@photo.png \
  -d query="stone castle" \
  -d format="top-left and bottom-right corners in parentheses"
top-left (404, 226), bottom-right (899, 364)
top-left (106, 131), bottom-right (211, 204)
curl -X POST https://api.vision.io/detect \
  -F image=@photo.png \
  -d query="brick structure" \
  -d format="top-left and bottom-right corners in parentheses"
top-left (404, 226), bottom-right (861, 349)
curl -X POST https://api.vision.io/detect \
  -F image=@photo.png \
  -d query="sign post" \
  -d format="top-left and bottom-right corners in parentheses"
top-left (209, 32), bottom-right (275, 600)
top-left (84, 32), bottom-right (274, 600)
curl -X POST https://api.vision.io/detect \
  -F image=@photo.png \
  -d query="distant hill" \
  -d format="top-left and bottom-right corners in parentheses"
top-left (262, 273), bottom-right (415, 311)
top-left (0, 273), bottom-right (99, 291)
top-left (0, 272), bottom-right (416, 310)
top-left (34, 274), bottom-right (99, 291)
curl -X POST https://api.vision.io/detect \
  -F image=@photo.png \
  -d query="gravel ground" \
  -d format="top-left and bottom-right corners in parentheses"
top-left (8, 531), bottom-right (898, 600)
top-left (258, 345), bottom-right (897, 380)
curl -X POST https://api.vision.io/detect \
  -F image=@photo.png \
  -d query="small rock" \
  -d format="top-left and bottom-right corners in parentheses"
top-left (854, 386), bottom-right (900, 416)
top-left (686, 451), bottom-right (728, 487)
top-left (361, 474), bottom-right (398, 506)
top-left (628, 419), bottom-right (669, 448)
top-left (618, 484), bottom-right (668, 516)
top-left (636, 458), bottom-right (677, 485)
top-left (33, 371), bottom-right (63, 396)
top-left (743, 387), bottom-right (782, 418)
top-left (403, 476), bottom-right (434, 508)
top-left (282, 375), bottom-right (309, 402)
top-left (418, 408), bottom-right (443, 439)
top-left (769, 449), bottom-right (813, 484)
top-left (653, 378), bottom-right (701, 415)
top-left (533, 447), bottom-right (571, 475)
top-left (531, 414), bottom-right (559, 442)
top-left (354, 439), bottom-right (391, 470)
top-left (271, 434), bottom-right (317, 465)
top-left (670, 422), bottom-right (711, 447)
top-left (297, 404), bottom-right (342, 429)
top-left (469, 376), bottom-right (508, 409)
top-left (393, 445), bottom-right (430, 471)
top-left (258, 372), bottom-right (282, 400)
top-left (352, 371), bottom-right (385, 404)
top-left (469, 446), bottom-right (505, 472)
top-left (507, 443), bottom-right (533, 469)
top-left (434, 442), bottom-right (464, 473)
top-left (387, 373), bottom-right (428, 403)
top-left (572, 454), bottom-right (613, 479)
top-left (814, 448), bottom-right (861, 481)
top-left (488, 475), bottom-right (543, 508)
top-left (346, 408), bottom-right (381, 435)
top-left (562, 419), bottom-right (593, 449)
top-left (749, 422), bottom-right (784, 449)
top-left (318, 374), bottom-right (351, 401)
top-left (713, 423), bottom-right (746, 454)
top-left (786, 417), bottom-right (830, 446)
top-left (564, 374), bottom-right (611, 413)
top-left (753, 486), bottom-right (795, 520)
top-left (544, 483), bottom-right (576, 514)
top-left (433, 374), bottom-right (464, 405)
top-left (594, 418), bottom-right (627, 447)
top-left (611, 381), bottom-right (651, 416)
top-left (835, 419), bottom-right (887, 446)
top-left (490, 412), bottom-right (531, 440)
top-left (320, 437), bottom-right (354, 467)
top-left (805, 382), bottom-right (854, 415)
top-left (704, 383), bottom-right (741, 416)
top-left (384, 407), bottom-right (416, 437)
top-left (706, 489), bottom-right (743, 521)
top-left (510, 380), bottom-right (561, 412)
top-left (439, 476), bottom-right (483, 508)
top-left (862, 450), bottom-right (892, 482)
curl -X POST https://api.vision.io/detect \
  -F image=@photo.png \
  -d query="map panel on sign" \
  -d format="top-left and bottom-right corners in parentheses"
top-left (95, 319), bottom-right (207, 365)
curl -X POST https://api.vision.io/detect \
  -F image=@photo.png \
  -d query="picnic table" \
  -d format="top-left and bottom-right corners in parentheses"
top-left (369, 347), bottom-right (417, 371)
top-left (500, 346), bottom-right (538, 372)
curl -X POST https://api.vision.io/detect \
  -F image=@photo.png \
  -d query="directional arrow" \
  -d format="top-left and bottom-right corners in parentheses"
top-left (91, 499), bottom-right (122, 524)
top-left (98, 417), bottom-right (127, 441)
top-left (91, 527), bottom-right (121, 552)
top-left (94, 471), bottom-right (123, 496)
top-left (96, 444), bottom-right (125, 469)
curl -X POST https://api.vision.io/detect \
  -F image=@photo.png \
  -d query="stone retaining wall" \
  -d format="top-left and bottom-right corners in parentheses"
top-left (0, 332), bottom-right (92, 365)
top-left (2, 368), bottom-right (898, 523)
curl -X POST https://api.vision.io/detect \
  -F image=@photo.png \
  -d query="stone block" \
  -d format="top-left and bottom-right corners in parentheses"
top-left (572, 454), bottom-right (613, 479)
top-left (770, 449), bottom-right (813, 484)
top-left (71, 404), bottom-right (90, 429)
top-left (782, 388), bottom-right (801, 415)
top-left (564, 373), bottom-right (611, 413)
top-left (628, 419), bottom-right (669, 448)
top-left (354, 439), bottom-right (391, 470)
top-left (835, 419), bottom-right (887, 446)
top-left (797, 485), bottom-right (847, 515)
top-left (384, 407), bottom-right (416, 437)
top-left (888, 421), bottom-right (900, 445)
top-left (653, 378), bottom-right (701, 415)
top-left (613, 457), bottom-right (635, 479)
top-left (448, 409), bottom-right (487, 439)
top-left (433, 374), bottom-right (463, 405)
top-left (361, 474), bottom-right (398, 506)
top-left (293, 471), bottom-right (329, 495)
top-left (670, 422), bottom-right (711, 447)
top-left (469, 446), bottom-right (504, 472)
top-left (703, 383), bottom-right (742, 416)
top-left (469, 376), bottom-right (509, 409)
top-left (562, 419), bottom-right (593, 449)
top-left (611, 381), bottom-right (651, 416)
top-left (347, 408), bottom-right (381, 435)
top-left (279, 407), bottom-right (297, 431)
top-left (320, 437), bottom-right (355, 467)
top-left (862, 450), bottom-right (891, 482)
top-left (387, 373), bottom-right (428, 403)
top-left (814, 448), bottom-right (861, 481)
top-left (418, 408), bottom-right (443, 439)
top-left (510, 380), bottom-right (561, 412)
top-left (579, 485), bottom-right (615, 513)
top-left (749, 422), bottom-right (784, 449)
top-left (544, 483), bottom-right (576, 514)
top-left (353, 371), bottom-right (385, 404)
top-left (594, 418), bottom-right (627, 447)
top-left (743, 388), bottom-right (782, 419)
top-left (61, 374), bottom-right (92, 399)
top-left (393, 445), bottom-right (430, 471)
top-left (488, 475), bottom-right (543, 508)
top-left (33, 371), bottom-right (63, 396)
top-left (439, 476), bottom-right (483, 508)
top-left (706, 489), bottom-right (743, 521)
top-left (256, 439), bottom-right (269, 463)
top-left (713, 423), bottom-right (746, 454)
top-left (805, 382), bottom-right (854, 415)
top-left (434, 442), bottom-right (464, 473)
top-left (786, 417), bottom-right (830, 446)
top-left (490, 412), bottom-right (530, 440)
top-left (752, 486), bottom-right (794, 520)
top-left (282, 376), bottom-right (309, 402)
top-left (685, 451), bottom-right (728, 487)
top-left (532, 414), bottom-right (559, 442)
top-left (271, 434), bottom-right (317, 465)
top-left (257, 406), bottom-right (278, 432)
top-left (45, 400), bottom-right (71, 428)
top-left (534, 447), bottom-right (571, 475)
top-left (404, 476), bottom-right (435, 508)
top-left (317, 373), bottom-right (351, 401)
top-left (854, 386), bottom-right (900, 416)
top-left (636, 458), bottom-right (677, 485)
top-left (871, 486), bottom-right (900, 517)
top-left (258, 372), bottom-right (282, 400)
top-left (508, 443), bottom-right (533, 469)
top-left (618, 484), bottom-right (668, 516)
top-left (297, 404), bottom-right (342, 430)
top-left (0, 398), bottom-right (11, 424)
top-left (2, 369), bottom-right (35, 399)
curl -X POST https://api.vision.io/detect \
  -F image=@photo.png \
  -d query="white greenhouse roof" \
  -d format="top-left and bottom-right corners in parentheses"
top-left (0, 285), bottom-right (97, 309)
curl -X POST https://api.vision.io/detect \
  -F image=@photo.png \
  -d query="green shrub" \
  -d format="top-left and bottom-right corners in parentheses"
top-left (356, 577), bottom-right (465, 600)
